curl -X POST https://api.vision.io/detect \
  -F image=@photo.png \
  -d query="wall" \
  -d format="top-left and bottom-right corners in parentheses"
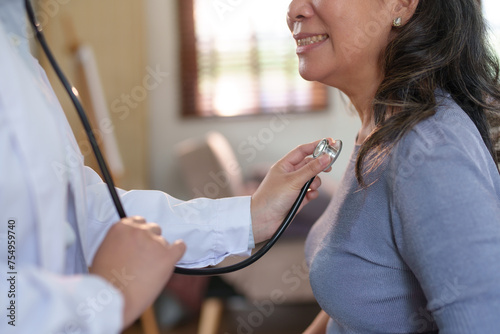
top-left (145, 0), bottom-right (361, 199)
top-left (39, 0), bottom-right (148, 190)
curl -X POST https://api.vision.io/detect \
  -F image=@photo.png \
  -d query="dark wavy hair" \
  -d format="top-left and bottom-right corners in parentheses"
top-left (356, 0), bottom-right (500, 185)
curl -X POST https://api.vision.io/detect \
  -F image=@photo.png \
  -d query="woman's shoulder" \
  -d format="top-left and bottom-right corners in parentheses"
top-left (388, 93), bottom-right (499, 185)
top-left (399, 93), bottom-right (483, 155)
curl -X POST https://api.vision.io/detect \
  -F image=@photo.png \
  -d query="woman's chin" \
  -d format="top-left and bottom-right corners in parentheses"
top-left (298, 62), bottom-right (330, 83)
top-left (298, 69), bottom-right (321, 82)
top-left (298, 69), bottom-right (329, 85)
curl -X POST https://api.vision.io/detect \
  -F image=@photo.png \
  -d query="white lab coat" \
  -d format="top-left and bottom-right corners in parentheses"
top-left (0, 1), bottom-right (252, 333)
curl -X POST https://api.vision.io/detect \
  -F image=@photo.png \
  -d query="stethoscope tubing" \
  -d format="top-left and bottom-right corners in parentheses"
top-left (25, 0), bottom-right (313, 276)
top-left (173, 177), bottom-right (314, 275)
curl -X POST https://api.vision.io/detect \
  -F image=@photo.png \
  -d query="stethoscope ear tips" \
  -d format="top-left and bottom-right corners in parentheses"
top-left (313, 139), bottom-right (343, 171)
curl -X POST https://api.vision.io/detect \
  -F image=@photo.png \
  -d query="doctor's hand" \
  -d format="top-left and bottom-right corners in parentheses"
top-left (250, 139), bottom-right (334, 244)
top-left (89, 216), bottom-right (186, 329)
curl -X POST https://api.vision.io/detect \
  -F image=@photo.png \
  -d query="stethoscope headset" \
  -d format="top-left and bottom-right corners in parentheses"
top-left (24, 0), bottom-right (342, 275)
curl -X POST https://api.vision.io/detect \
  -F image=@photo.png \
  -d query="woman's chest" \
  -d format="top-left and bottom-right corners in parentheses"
top-left (305, 172), bottom-right (432, 333)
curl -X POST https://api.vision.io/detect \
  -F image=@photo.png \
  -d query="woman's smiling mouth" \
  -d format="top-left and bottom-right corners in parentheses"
top-left (296, 34), bottom-right (329, 46)
top-left (294, 34), bottom-right (329, 54)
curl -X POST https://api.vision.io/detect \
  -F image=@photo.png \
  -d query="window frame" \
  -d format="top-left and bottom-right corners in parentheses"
top-left (177, 0), bottom-right (329, 118)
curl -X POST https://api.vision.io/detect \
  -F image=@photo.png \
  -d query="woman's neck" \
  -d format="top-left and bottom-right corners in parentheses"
top-left (340, 66), bottom-right (383, 145)
top-left (348, 90), bottom-right (377, 146)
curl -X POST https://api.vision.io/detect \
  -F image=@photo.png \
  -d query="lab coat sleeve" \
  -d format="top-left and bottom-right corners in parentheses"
top-left (84, 167), bottom-right (253, 268)
top-left (0, 265), bottom-right (124, 334)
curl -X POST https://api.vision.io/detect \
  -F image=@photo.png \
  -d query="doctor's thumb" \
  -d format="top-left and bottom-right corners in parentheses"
top-left (168, 239), bottom-right (187, 262)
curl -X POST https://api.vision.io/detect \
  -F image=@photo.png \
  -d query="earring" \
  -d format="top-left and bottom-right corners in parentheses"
top-left (392, 17), bottom-right (402, 27)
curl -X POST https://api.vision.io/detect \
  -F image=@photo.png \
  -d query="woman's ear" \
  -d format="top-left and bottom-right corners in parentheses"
top-left (392, 0), bottom-right (419, 25)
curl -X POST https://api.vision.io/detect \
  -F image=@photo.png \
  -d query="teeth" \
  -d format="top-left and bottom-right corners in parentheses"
top-left (297, 34), bottom-right (328, 46)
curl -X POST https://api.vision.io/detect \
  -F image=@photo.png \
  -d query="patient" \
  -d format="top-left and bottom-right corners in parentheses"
top-left (286, 0), bottom-right (500, 332)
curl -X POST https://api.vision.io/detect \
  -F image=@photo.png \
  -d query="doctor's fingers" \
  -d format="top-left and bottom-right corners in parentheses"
top-left (130, 216), bottom-right (147, 224)
top-left (279, 139), bottom-right (324, 167)
top-left (135, 222), bottom-right (162, 236)
top-left (288, 160), bottom-right (323, 190)
top-left (284, 155), bottom-right (329, 192)
top-left (293, 155), bottom-right (332, 173)
top-left (280, 138), bottom-right (336, 168)
top-left (142, 222), bottom-right (162, 236)
top-left (308, 175), bottom-right (322, 191)
top-left (121, 216), bottom-right (162, 235)
top-left (165, 239), bottom-right (187, 262)
top-left (123, 220), bottom-right (186, 259)
top-left (140, 232), bottom-right (187, 266)
top-left (122, 216), bottom-right (147, 225)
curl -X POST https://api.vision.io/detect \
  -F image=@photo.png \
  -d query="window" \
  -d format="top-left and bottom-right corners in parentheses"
top-left (178, 0), bottom-right (328, 117)
top-left (483, 0), bottom-right (500, 57)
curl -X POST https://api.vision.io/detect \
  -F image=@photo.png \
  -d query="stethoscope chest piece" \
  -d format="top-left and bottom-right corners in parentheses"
top-left (313, 139), bottom-right (343, 171)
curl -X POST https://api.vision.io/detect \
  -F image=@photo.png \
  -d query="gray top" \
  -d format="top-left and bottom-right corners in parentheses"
top-left (305, 93), bottom-right (500, 333)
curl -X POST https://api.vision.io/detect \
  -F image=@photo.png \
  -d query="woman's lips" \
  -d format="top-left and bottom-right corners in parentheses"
top-left (294, 34), bottom-right (329, 54)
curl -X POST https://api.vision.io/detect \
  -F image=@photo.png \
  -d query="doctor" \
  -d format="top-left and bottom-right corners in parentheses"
top-left (0, 0), bottom-right (333, 333)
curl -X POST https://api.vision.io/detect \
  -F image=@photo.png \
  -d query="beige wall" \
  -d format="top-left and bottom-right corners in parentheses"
top-left (39, 0), bottom-right (148, 190)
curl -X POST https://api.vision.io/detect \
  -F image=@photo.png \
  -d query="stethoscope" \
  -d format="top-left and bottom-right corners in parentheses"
top-left (25, 0), bottom-right (342, 275)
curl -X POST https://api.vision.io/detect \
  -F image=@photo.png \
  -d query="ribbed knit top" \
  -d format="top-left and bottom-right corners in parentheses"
top-left (305, 94), bottom-right (500, 333)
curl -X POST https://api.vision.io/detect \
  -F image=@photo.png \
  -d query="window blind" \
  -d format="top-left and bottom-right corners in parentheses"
top-left (178, 0), bottom-right (328, 117)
